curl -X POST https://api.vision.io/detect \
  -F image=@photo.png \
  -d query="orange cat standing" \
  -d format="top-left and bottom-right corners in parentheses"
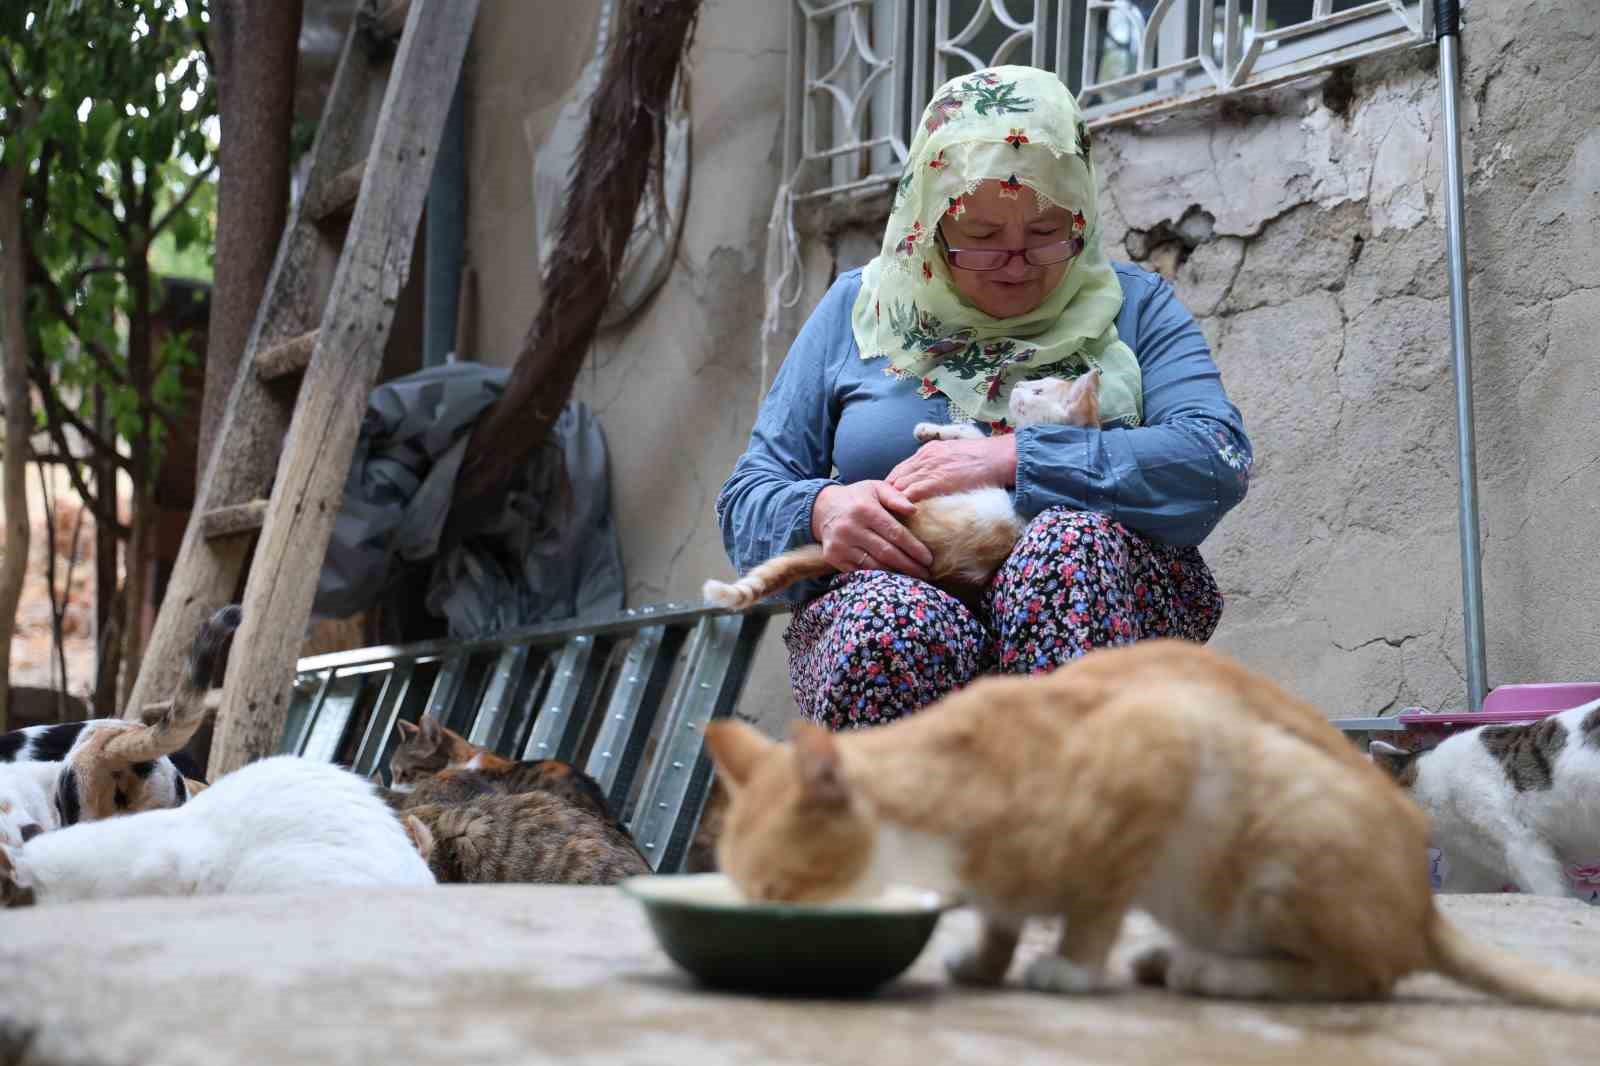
top-left (705, 640), bottom-right (1600, 1008)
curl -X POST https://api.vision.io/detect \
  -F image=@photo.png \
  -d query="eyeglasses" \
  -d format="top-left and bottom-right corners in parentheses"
top-left (937, 232), bottom-right (1084, 272)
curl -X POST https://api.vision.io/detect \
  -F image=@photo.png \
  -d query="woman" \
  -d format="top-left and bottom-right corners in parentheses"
top-left (715, 66), bottom-right (1251, 730)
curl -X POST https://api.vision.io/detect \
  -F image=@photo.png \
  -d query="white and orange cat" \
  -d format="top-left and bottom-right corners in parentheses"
top-left (703, 369), bottom-right (1101, 610)
top-left (704, 640), bottom-right (1600, 1009)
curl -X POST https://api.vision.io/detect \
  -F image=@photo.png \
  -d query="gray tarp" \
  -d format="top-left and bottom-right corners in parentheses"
top-left (312, 362), bottom-right (624, 638)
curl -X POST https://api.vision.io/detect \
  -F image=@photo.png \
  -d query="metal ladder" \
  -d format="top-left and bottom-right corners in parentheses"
top-left (126, 0), bottom-right (482, 779)
top-left (280, 602), bottom-right (781, 874)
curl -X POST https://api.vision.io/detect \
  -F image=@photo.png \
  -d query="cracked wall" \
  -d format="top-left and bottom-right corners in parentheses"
top-left (466, 0), bottom-right (1600, 730)
top-left (1094, 1), bottom-right (1600, 716)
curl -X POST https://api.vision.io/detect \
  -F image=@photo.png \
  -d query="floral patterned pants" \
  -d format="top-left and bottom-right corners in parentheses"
top-left (783, 508), bottom-right (1224, 730)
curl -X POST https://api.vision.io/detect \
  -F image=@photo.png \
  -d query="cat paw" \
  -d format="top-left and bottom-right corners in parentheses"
top-left (913, 422), bottom-right (983, 443)
top-left (944, 944), bottom-right (1010, 987)
top-left (1130, 945), bottom-right (1173, 986)
top-left (1022, 956), bottom-right (1113, 995)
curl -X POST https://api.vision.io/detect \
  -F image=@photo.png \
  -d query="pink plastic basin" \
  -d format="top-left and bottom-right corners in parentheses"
top-left (1397, 682), bottom-right (1600, 728)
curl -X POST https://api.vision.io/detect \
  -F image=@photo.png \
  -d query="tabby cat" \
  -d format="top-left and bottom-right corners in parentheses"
top-left (706, 640), bottom-right (1600, 1008)
top-left (383, 714), bottom-right (650, 883)
top-left (402, 791), bottom-right (649, 884)
top-left (386, 714), bottom-right (613, 822)
top-left (702, 370), bottom-right (1101, 610)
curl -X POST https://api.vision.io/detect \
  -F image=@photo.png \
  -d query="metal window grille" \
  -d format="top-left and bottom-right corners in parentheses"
top-left (784, 0), bottom-right (1432, 201)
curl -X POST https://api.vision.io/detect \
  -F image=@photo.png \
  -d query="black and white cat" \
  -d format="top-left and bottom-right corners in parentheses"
top-left (1370, 697), bottom-right (1600, 899)
top-left (0, 605), bottom-right (237, 845)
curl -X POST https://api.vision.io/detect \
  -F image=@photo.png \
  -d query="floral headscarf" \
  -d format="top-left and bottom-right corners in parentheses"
top-left (850, 66), bottom-right (1141, 429)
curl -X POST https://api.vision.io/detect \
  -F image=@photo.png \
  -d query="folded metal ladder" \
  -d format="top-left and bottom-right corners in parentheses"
top-left (280, 602), bottom-right (781, 874)
top-left (126, 0), bottom-right (481, 778)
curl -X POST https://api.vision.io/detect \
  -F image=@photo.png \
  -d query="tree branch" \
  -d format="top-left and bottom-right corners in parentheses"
top-left (444, 0), bottom-right (702, 544)
top-left (150, 160), bottom-right (216, 237)
top-left (0, 49), bottom-right (24, 101)
top-left (69, 219), bottom-right (113, 252)
top-left (25, 358), bottom-right (134, 475)
top-left (30, 382), bottom-right (130, 539)
top-left (22, 242), bottom-right (130, 387)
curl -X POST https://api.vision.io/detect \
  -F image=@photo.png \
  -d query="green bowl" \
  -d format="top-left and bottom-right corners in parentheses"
top-left (621, 873), bottom-right (955, 996)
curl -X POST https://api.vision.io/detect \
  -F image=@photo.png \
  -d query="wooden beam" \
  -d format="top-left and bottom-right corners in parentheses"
top-left (200, 500), bottom-right (269, 539)
top-left (255, 330), bottom-right (318, 380)
top-left (205, 0), bottom-right (482, 779)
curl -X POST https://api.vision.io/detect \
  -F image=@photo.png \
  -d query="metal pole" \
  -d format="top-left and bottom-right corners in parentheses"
top-left (423, 75), bottom-right (466, 366)
top-left (1436, 0), bottom-right (1488, 711)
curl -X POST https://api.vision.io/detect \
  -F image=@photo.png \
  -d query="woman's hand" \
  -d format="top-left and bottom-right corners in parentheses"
top-left (887, 434), bottom-right (1017, 503)
top-left (811, 481), bottom-right (934, 579)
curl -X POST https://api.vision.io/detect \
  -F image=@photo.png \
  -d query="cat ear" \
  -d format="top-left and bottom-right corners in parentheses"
top-left (418, 714), bottom-right (443, 748)
top-left (1065, 368), bottom-right (1101, 423)
top-left (1367, 739), bottom-right (1418, 779)
top-left (704, 720), bottom-right (775, 787)
top-left (402, 815), bottom-right (435, 862)
top-left (395, 719), bottom-right (419, 742)
top-left (791, 721), bottom-right (851, 810)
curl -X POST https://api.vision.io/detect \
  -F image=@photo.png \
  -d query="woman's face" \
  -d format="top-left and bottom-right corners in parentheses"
top-left (938, 179), bottom-right (1074, 319)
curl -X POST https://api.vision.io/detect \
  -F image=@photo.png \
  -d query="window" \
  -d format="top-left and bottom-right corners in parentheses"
top-left (784, 0), bottom-right (1432, 200)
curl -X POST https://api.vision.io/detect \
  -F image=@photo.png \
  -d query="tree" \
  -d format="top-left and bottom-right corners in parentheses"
top-left (199, 0), bottom-right (302, 486)
top-left (445, 0), bottom-right (702, 546)
top-left (1, 1), bottom-right (217, 713)
top-left (0, 107), bottom-right (34, 732)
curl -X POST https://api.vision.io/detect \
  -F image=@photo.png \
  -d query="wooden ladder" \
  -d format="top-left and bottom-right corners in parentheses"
top-left (126, 0), bottom-right (482, 777)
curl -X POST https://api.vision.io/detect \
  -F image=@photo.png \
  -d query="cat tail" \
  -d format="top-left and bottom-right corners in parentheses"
top-left (1428, 909), bottom-right (1600, 1011)
top-left (702, 545), bottom-right (833, 610)
top-left (104, 604), bottom-right (242, 765)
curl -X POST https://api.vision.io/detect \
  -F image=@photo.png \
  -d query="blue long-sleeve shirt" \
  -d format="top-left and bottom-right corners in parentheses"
top-left (715, 263), bottom-right (1252, 603)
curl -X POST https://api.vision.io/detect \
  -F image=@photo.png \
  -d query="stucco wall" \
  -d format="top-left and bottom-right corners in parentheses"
top-left (464, 0), bottom-right (1600, 730)
top-left (463, 0), bottom-right (798, 727)
top-left (1096, 1), bottom-right (1600, 715)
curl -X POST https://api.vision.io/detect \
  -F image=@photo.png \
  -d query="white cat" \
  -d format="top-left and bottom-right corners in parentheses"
top-left (0, 756), bottom-right (435, 906)
top-left (1370, 697), bottom-right (1600, 898)
top-left (0, 760), bottom-right (60, 847)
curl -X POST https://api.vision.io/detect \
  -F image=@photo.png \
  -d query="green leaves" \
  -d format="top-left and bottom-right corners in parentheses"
top-left (3, 0), bottom-right (217, 483)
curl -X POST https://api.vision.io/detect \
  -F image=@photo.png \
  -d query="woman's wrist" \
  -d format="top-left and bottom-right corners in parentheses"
top-left (811, 484), bottom-right (840, 541)
top-left (989, 432), bottom-right (1019, 488)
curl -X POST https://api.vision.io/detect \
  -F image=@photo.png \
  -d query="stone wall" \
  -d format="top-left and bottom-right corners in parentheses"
top-left (463, 0), bottom-right (1600, 729)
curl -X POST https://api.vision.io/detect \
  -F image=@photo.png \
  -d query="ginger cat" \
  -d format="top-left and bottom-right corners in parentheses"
top-left (703, 370), bottom-right (1101, 610)
top-left (704, 640), bottom-right (1600, 1008)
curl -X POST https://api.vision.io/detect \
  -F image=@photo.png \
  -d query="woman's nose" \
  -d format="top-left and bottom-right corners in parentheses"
top-left (999, 251), bottom-right (1033, 279)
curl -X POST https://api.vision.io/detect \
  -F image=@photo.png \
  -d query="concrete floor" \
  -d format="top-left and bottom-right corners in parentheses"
top-left (2, 888), bottom-right (1598, 1065)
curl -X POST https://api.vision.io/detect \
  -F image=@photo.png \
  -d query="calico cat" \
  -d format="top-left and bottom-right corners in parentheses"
top-left (0, 604), bottom-right (239, 843)
top-left (386, 714), bottom-right (614, 822)
top-left (702, 369), bottom-right (1101, 610)
top-left (402, 791), bottom-right (650, 884)
top-left (705, 640), bottom-right (1600, 1009)
top-left (1369, 698), bottom-right (1600, 898)
top-left (0, 755), bottom-right (435, 906)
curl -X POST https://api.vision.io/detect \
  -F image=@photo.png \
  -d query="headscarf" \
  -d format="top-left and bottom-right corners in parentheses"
top-left (850, 66), bottom-right (1141, 428)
